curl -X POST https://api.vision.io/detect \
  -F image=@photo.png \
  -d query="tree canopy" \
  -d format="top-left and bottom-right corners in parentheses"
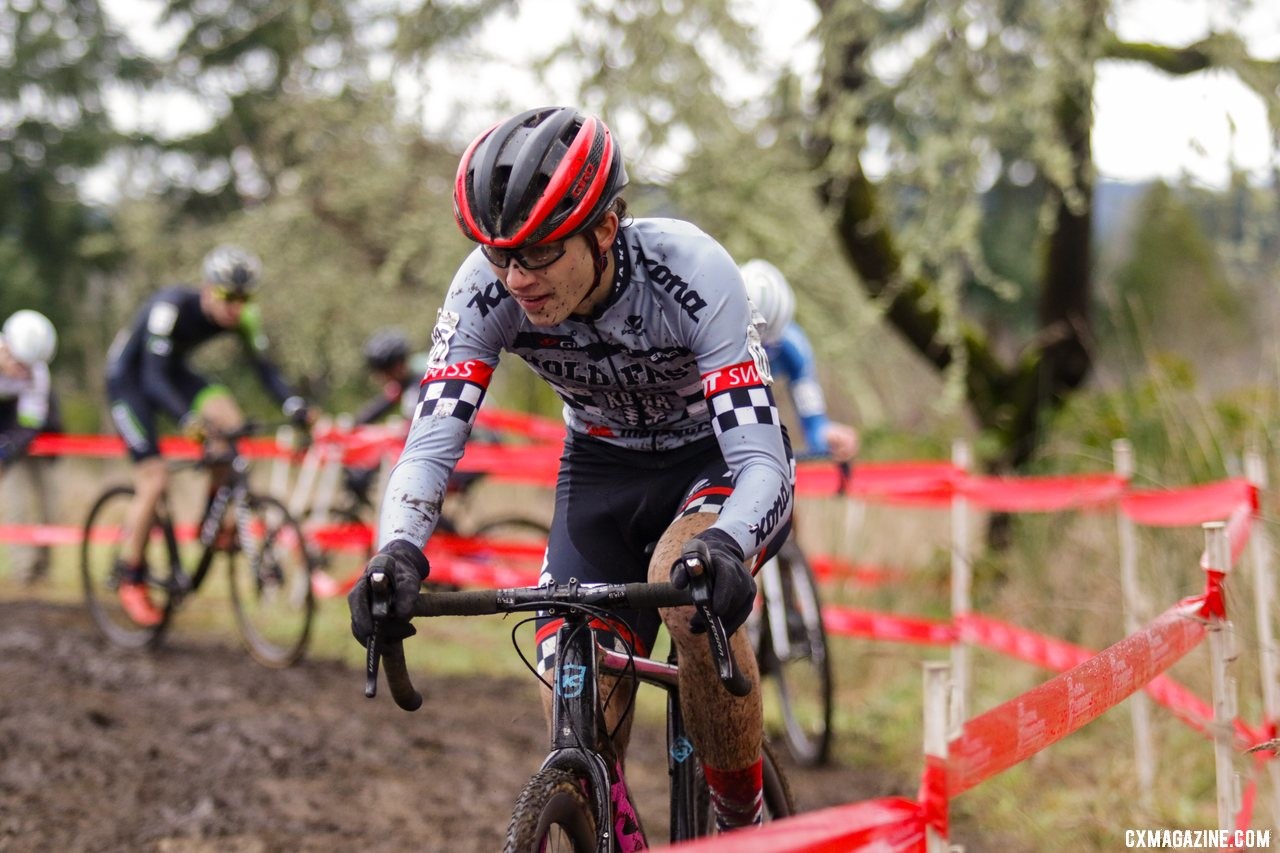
top-left (7, 0), bottom-right (1277, 466)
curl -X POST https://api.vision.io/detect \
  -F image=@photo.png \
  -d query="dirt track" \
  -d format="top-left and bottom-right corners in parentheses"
top-left (0, 599), bottom-right (902, 852)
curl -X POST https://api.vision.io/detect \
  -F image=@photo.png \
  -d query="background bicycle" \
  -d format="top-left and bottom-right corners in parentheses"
top-left (288, 419), bottom-right (550, 597)
top-left (80, 423), bottom-right (318, 668)
top-left (363, 569), bottom-right (795, 851)
top-left (751, 536), bottom-right (832, 768)
top-left (748, 457), bottom-right (850, 767)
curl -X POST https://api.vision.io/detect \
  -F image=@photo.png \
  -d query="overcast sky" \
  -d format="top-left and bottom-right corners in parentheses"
top-left (98, 0), bottom-right (1278, 192)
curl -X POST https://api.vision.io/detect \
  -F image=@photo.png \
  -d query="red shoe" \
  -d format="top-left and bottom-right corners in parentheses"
top-left (119, 582), bottom-right (164, 627)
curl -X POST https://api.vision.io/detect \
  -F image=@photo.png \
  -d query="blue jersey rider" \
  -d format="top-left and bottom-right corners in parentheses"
top-left (740, 259), bottom-right (858, 462)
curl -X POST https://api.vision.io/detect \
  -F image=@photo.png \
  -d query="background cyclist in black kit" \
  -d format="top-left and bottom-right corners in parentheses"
top-left (105, 245), bottom-right (314, 626)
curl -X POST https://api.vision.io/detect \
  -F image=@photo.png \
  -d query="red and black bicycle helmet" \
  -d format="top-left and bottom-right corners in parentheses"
top-left (453, 107), bottom-right (628, 248)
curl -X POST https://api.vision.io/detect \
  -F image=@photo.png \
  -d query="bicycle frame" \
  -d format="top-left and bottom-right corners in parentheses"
top-left (521, 612), bottom-right (709, 850)
top-left (162, 454), bottom-right (252, 600)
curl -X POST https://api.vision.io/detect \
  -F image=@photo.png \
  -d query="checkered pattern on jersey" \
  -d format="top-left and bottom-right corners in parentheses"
top-left (680, 485), bottom-right (732, 516)
top-left (707, 385), bottom-right (777, 435)
top-left (416, 378), bottom-right (486, 424)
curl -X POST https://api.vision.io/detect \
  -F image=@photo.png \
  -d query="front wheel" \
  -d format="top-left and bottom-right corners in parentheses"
top-left (504, 767), bottom-right (598, 853)
top-left (80, 485), bottom-right (177, 649)
top-left (758, 540), bottom-right (834, 767)
top-left (227, 493), bottom-right (316, 668)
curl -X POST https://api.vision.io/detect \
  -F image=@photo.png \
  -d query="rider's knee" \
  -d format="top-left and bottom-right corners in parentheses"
top-left (134, 458), bottom-right (168, 498)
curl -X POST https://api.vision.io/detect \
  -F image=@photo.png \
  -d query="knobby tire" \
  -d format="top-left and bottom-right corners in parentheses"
top-left (80, 485), bottom-right (176, 649)
top-left (761, 542), bottom-right (833, 766)
top-left (504, 767), bottom-right (598, 853)
top-left (227, 493), bottom-right (316, 668)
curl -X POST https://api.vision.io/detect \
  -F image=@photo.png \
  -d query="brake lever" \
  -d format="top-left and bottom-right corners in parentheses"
top-left (678, 548), bottom-right (751, 698)
top-left (364, 569), bottom-right (424, 710)
top-left (364, 571), bottom-right (390, 698)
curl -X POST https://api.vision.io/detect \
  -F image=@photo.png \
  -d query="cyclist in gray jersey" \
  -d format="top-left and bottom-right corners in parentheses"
top-left (349, 106), bottom-right (795, 833)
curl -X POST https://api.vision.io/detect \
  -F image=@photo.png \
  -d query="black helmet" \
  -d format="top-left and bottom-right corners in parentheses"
top-left (362, 327), bottom-right (410, 372)
top-left (453, 107), bottom-right (628, 249)
top-left (202, 244), bottom-right (262, 292)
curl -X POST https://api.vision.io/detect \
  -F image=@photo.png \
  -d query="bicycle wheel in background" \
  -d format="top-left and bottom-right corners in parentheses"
top-left (472, 516), bottom-right (549, 549)
top-left (227, 493), bottom-right (315, 668)
top-left (471, 515), bottom-right (550, 576)
top-left (758, 539), bottom-right (834, 766)
top-left (80, 485), bottom-right (177, 649)
top-left (504, 767), bottom-right (598, 852)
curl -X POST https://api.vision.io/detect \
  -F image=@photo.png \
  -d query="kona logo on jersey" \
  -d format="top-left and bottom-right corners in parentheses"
top-left (753, 482), bottom-right (792, 546)
top-left (467, 281), bottom-right (510, 317)
top-left (623, 315), bottom-right (643, 335)
top-left (637, 252), bottom-right (707, 321)
top-left (421, 359), bottom-right (494, 386)
top-left (700, 361), bottom-right (764, 396)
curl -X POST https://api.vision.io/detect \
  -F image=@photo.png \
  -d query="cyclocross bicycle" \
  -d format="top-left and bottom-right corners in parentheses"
top-left (80, 423), bottom-right (318, 668)
top-left (748, 457), bottom-right (849, 766)
top-left (363, 550), bottom-right (795, 851)
top-left (751, 536), bottom-right (833, 767)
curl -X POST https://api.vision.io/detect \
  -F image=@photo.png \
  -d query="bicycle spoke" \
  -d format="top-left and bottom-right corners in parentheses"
top-left (228, 494), bottom-right (315, 668)
top-left (80, 486), bottom-right (175, 649)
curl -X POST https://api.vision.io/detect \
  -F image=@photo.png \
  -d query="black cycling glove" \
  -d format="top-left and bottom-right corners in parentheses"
top-left (670, 527), bottom-right (756, 637)
top-left (348, 539), bottom-right (430, 646)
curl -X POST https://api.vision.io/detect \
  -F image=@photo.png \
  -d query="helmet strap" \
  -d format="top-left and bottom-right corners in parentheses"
top-left (575, 232), bottom-right (610, 312)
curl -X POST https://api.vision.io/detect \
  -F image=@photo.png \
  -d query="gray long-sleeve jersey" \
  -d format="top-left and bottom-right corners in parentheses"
top-left (378, 217), bottom-right (794, 563)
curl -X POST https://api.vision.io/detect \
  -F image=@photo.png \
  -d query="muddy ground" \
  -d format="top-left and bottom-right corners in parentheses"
top-left (0, 599), bottom-right (904, 852)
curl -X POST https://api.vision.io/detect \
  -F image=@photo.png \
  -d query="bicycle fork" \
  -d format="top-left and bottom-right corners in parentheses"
top-left (543, 620), bottom-right (648, 851)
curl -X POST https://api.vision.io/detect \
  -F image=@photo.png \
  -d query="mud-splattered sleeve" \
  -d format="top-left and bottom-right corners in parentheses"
top-left (376, 252), bottom-right (509, 550)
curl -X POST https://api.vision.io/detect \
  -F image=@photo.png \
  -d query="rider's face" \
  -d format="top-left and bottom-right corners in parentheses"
top-left (201, 285), bottom-right (249, 328)
top-left (487, 214), bottom-right (619, 326)
top-left (0, 342), bottom-right (31, 380)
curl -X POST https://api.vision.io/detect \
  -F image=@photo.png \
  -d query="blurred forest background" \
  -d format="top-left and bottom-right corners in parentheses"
top-left (4, 0), bottom-right (1279, 482)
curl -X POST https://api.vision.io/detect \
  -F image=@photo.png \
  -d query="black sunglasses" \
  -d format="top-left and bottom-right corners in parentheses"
top-left (481, 240), bottom-right (568, 271)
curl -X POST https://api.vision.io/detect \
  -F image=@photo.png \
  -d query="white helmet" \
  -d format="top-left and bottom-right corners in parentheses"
top-left (740, 259), bottom-right (795, 345)
top-left (2, 309), bottom-right (57, 366)
top-left (202, 244), bottom-right (262, 293)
